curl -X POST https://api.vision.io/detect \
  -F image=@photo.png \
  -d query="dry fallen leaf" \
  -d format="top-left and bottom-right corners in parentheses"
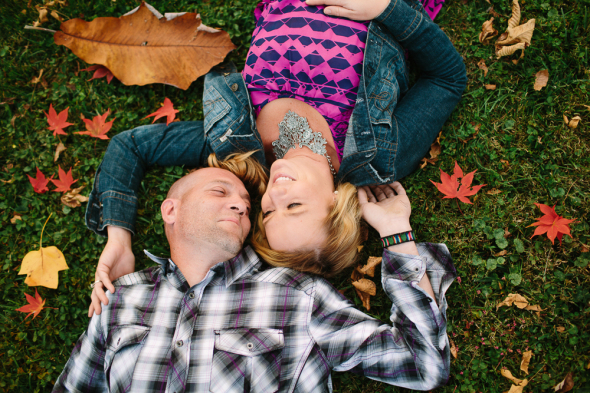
top-left (507, 0), bottom-right (521, 28)
top-left (50, 10), bottom-right (63, 21)
top-left (357, 245), bottom-right (364, 253)
top-left (54, 142), bottom-right (66, 162)
top-left (494, 250), bottom-right (508, 257)
top-left (357, 256), bottom-right (382, 277)
top-left (501, 368), bottom-right (524, 385)
top-left (566, 116), bottom-right (581, 129)
top-left (54, 2), bottom-right (236, 90)
top-left (505, 379), bottom-right (528, 393)
top-left (556, 326), bottom-right (566, 333)
top-left (18, 214), bottom-right (69, 289)
top-left (487, 188), bottom-right (503, 195)
top-left (420, 132), bottom-right (442, 168)
top-left (478, 59), bottom-right (489, 77)
top-left (31, 69), bottom-right (44, 85)
top-left (520, 350), bottom-right (533, 374)
top-left (494, 0), bottom-right (535, 60)
top-left (497, 293), bottom-right (529, 309)
top-left (450, 340), bottom-right (458, 358)
top-left (36, 5), bottom-right (49, 24)
top-left (479, 17), bottom-right (498, 44)
top-left (534, 70), bottom-right (549, 91)
top-left (553, 372), bottom-right (574, 392)
top-left (353, 278), bottom-right (376, 296)
top-left (61, 185), bottom-right (89, 208)
top-left (496, 42), bottom-right (527, 59)
top-left (524, 304), bottom-right (543, 312)
top-left (485, 84), bottom-right (497, 90)
top-left (11, 215), bottom-right (22, 224)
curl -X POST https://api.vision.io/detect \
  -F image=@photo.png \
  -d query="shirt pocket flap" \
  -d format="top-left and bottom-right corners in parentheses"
top-left (214, 328), bottom-right (284, 357)
top-left (107, 325), bottom-right (150, 352)
top-left (203, 85), bottom-right (231, 135)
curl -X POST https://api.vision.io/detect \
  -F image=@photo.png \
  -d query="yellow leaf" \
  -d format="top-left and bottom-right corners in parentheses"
top-left (497, 293), bottom-right (529, 309)
top-left (501, 368), bottom-right (524, 385)
top-left (520, 350), bottom-right (533, 375)
top-left (17, 214), bottom-right (68, 289)
top-left (54, 142), bottom-right (66, 162)
top-left (534, 70), bottom-right (549, 91)
top-left (479, 17), bottom-right (498, 44)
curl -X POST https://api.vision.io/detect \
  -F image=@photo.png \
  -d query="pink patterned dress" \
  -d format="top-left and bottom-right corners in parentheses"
top-left (242, 0), bottom-right (444, 161)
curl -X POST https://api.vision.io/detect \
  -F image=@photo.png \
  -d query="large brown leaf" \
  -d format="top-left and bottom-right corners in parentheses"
top-left (54, 2), bottom-right (236, 90)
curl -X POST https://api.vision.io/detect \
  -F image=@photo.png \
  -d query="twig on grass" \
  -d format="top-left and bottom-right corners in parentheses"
top-left (24, 25), bottom-right (57, 33)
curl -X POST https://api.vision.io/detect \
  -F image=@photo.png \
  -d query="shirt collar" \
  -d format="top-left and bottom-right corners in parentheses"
top-left (143, 246), bottom-right (262, 289)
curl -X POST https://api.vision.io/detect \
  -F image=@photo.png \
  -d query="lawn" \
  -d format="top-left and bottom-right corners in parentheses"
top-left (0, 0), bottom-right (588, 391)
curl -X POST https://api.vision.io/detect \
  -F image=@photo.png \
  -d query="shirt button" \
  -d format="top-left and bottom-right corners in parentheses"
top-left (231, 83), bottom-right (239, 92)
top-left (427, 298), bottom-right (433, 302)
top-left (176, 340), bottom-right (183, 347)
top-left (246, 343), bottom-right (254, 350)
top-left (189, 292), bottom-right (195, 299)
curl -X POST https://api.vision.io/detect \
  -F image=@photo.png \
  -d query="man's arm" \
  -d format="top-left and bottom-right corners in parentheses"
top-left (53, 316), bottom-right (108, 392)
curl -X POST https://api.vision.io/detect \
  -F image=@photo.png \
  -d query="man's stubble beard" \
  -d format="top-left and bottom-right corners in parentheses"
top-left (179, 214), bottom-right (243, 257)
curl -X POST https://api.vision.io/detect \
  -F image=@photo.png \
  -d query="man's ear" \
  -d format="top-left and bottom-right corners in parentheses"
top-left (161, 199), bottom-right (179, 225)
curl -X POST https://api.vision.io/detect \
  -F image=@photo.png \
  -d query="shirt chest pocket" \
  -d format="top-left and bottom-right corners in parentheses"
top-left (104, 325), bottom-right (150, 392)
top-left (210, 328), bottom-right (284, 393)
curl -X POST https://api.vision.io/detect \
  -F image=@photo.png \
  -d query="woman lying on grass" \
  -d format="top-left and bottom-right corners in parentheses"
top-left (87, 0), bottom-right (466, 313)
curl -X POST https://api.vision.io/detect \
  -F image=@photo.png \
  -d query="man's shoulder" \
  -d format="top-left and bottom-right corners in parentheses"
top-left (250, 265), bottom-right (317, 294)
top-left (112, 266), bottom-right (161, 287)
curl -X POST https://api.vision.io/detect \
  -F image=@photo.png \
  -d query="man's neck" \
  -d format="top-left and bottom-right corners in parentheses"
top-left (169, 241), bottom-right (234, 287)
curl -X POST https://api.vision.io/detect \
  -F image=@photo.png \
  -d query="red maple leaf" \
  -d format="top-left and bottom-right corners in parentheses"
top-left (76, 109), bottom-right (115, 140)
top-left (50, 166), bottom-right (78, 193)
top-left (528, 203), bottom-right (575, 245)
top-left (143, 98), bottom-right (179, 126)
top-left (15, 289), bottom-right (50, 320)
top-left (45, 104), bottom-right (74, 137)
top-left (27, 167), bottom-right (53, 194)
top-left (81, 65), bottom-right (114, 84)
top-left (430, 162), bottom-right (486, 204)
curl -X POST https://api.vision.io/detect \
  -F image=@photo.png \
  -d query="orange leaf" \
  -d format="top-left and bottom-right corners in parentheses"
top-left (76, 109), bottom-right (114, 139)
top-left (45, 104), bottom-right (73, 136)
top-left (144, 98), bottom-right (179, 126)
top-left (54, 2), bottom-right (236, 90)
top-left (81, 64), bottom-right (114, 84)
top-left (15, 289), bottom-right (48, 320)
top-left (27, 167), bottom-right (53, 194)
top-left (528, 203), bottom-right (574, 245)
top-left (50, 165), bottom-right (78, 193)
top-left (430, 162), bottom-right (486, 204)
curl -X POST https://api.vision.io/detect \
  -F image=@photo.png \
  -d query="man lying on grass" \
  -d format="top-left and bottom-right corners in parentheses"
top-left (53, 153), bottom-right (456, 392)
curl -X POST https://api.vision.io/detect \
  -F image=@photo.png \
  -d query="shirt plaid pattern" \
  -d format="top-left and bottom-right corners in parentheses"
top-left (53, 243), bottom-right (456, 392)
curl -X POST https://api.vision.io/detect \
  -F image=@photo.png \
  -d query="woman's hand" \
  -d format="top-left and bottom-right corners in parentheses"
top-left (305, 0), bottom-right (390, 21)
top-left (88, 226), bottom-right (135, 317)
top-left (358, 182), bottom-right (412, 237)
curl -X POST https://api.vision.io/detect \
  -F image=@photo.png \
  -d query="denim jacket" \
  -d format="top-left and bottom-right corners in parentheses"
top-left (86, 0), bottom-right (467, 236)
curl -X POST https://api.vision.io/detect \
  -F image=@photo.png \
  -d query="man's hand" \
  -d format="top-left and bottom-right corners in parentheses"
top-left (305, 0), bottom-right (390, 21)
top-left (358, 182), bottom-right (412, 237)
top-left (89, 226), bottom-right (135, 317)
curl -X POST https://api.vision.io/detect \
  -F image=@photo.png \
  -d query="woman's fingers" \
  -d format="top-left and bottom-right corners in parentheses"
top-left (90, 290), bottom-right (103, 317)
top-left (362, 186), bottom-right (377, 203)
top-left (369, 185), bottom-right (389, 201)
top-left (97, 270), bottom-right (116, 295)
top-left (390, 182), bottom-right (406, 195)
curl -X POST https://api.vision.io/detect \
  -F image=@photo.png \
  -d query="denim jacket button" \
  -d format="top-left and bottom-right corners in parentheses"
top-left (231, 83), bottom-right (239, 92)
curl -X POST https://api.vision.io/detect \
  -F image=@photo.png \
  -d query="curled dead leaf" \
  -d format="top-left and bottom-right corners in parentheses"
top-left (567, 116), bottom-right (581, 129)
top-left (357, 256), bottom-right (382, 277)
top-left (54, 142), bottom-right (66, 162)
top-left (61, 186), bottom-right (88, 208)
top-left (520, 350), bottom-right (533, 374)
top-left (497, 19), bottom-right (535, 46)
top-left (556, 326), bottom-right (566, 333)
top-left (505, 379), bottom-right (528, 393)
top-left (524, 304), bottom-right (543, 312)
top-left (50, 10), bottom-right (63, 22)
top-left (352, 278), bottom-right (376, 296)
top-left (496, 42), bottom-right (527, 59)
top-left (501, 368), bottom-right (524, 385)
top-left (478, 59), bottom-right (489, 77)
top-left (450, 340), bottom-right (458, 358)
top-left (534, 70), bottom-right (549, 91)
top-left (11, 215), bottom-right (22, 224)
top-left (479, 17), bottom-right (498, 44)
top-left (31, 69), bottom-right (44, 85)
top-left (485, 84), bottom-right (497, 90)
top-left (487, 188), bottom-right (502, 195)
top-left (36, 6), bottom-right (49, 24)
top-left (420, 132), bottom-right (442, 168)
top-left (354, 287), bottom-right (372, 310)
top-left (497, 293), bottom-right (529, 309)
top-left (553, 372), bottom-right (574, 392)
top-left (507, 0), bottom-right (521, 29)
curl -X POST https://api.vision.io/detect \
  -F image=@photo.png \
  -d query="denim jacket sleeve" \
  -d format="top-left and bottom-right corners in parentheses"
top-left (376, 0), bottom-right (467, 180)
top-left (85, 122), bottom-right (211, 236)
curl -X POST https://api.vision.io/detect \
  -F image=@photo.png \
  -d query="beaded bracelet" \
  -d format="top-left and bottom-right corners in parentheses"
top-left (380, 230), bottom-right (415, 247)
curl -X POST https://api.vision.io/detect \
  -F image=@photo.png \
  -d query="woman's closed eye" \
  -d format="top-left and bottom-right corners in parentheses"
top-left (263, 203), bottom-right (301, 218)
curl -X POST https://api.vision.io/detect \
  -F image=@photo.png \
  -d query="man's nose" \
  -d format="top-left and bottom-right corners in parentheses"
top-left (229, 198), bottom-right (247, 216)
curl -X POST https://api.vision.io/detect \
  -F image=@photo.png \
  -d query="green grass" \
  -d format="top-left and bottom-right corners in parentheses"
top-left (0, 0), bottom-right (589, 391)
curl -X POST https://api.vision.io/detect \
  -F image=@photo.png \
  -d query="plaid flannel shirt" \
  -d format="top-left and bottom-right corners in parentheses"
top-left (53, 243), bottom-right (456, 393)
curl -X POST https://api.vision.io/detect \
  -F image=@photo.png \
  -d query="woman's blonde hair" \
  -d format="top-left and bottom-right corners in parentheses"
top-left (251, 182), bottom-right (362, 277)
top-left (207, 152), bottom-right (268, 199)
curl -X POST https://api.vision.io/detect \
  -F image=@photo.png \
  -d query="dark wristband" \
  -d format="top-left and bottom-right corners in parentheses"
top-left (380, 230), bottom-right (415, 247)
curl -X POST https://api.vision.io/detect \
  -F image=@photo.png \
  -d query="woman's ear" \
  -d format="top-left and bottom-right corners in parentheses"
top-left (161, 199), bottom-right (178, 225)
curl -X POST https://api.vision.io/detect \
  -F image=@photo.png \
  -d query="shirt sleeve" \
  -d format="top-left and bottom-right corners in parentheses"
top-left (52, 315), bottom-right (108, 392)
top-left (85, 121), bottom-right (210, 237)
top-left (309, 242), bottom-right (456, 390)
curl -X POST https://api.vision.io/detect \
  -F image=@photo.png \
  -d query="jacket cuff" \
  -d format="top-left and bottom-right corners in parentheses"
top-left (375, 0), bottom-right (428, 42)
top-left (381, 248), bottom-right (426, 282)
top-left (86, 189), bottom-right (137, 237)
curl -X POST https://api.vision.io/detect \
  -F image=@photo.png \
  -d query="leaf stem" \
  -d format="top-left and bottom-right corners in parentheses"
top-left (40, 213), bottom-right (53, 250)
top-left (456, 199), bottom-right (464, 215)
top-left (24, 25), bottom-right (57, 34)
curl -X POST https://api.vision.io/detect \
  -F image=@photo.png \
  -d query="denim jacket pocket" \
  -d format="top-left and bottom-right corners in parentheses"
top-left (203, 85), bottom-right (231, 135)
top-left (104, 325), bottom-right (150, 392)
top-left (210, 328), bottom-right (284, 393)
